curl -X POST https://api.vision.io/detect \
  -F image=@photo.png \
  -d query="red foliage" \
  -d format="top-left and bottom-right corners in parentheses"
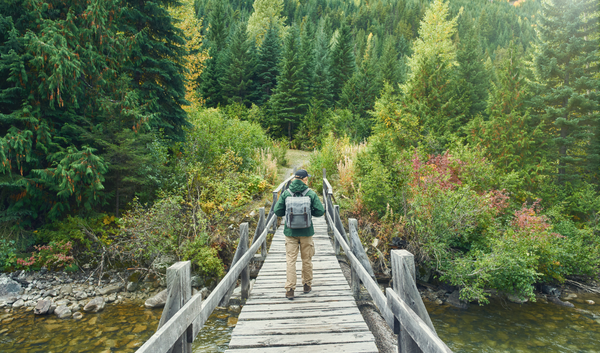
top-left (410, 150), bottom-right (463, 191)
top-left (512, 200), bottom-right (563, 239)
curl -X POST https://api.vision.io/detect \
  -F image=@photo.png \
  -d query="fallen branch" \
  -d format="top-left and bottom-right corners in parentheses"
top-left (565, 279), bottom-right (600, 295)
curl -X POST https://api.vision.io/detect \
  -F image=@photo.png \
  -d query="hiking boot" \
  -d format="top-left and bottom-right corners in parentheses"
top-left (303, 284), bottom-right (311, 293)
top-left (286, 289), bottom-right (294, 300)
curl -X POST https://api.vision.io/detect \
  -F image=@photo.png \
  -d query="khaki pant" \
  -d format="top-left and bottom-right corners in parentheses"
top-left (285, 236), bottom-right (315, 291)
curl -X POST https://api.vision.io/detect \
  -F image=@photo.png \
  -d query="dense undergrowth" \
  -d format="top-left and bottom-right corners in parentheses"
top-left (308, 131), bottom-right (600, 305)
top-left (0, 106), bottom-right (287, 282)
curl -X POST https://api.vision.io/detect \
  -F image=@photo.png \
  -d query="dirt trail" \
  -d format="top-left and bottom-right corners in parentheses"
top-left (278, 149), bottom-right (312, 180)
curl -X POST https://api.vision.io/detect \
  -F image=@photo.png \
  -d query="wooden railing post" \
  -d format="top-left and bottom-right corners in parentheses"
top-left (348, 218), bottom-right (377, 283)
top-left (334, 205), bottom-right (349, 245)
top-left (158, 261), bottom-right (192, 353)
top-left (239, 223), bottom-right (250, 300)
top-left (269, 191), bottom-right (278, 234)
top-left (331, 200), bottom-right (340, 255)
top-left (392, 250), bottom-right (435, 353)
top-left (220, 223), bottom-right (249, 306)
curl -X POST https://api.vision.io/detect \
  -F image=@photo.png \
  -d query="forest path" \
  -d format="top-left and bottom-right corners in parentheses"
top-left (278, 149), bottom-right (312, 180)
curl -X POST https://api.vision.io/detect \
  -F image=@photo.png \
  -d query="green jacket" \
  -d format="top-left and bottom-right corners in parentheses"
top-left (274, 179), bottom-right (325, 237)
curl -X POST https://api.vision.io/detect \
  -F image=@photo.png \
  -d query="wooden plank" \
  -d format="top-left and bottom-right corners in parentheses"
top-left (225, 342), bottom-right (378, 353)
top-left (228, 332), bottom-right (375, 348)
top-left (241, 296), bottom-right (357, 305)
top-left (238, 306), bottom-right (363, 321)
top-left (231, 317), bottom-right (370, 336)
top-left (386, 288), bottom-right (452, 353)
top-left (241, 300), bottom-right (357, 312)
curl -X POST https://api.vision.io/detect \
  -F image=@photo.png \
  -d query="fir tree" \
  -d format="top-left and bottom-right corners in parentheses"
top-left (206, 0), bottom-right (229, 53)
top-left (400, 0), bottom-right (464, 150)
top-left (219, 22), bottom-right (256, 107)
top-left (0, 0), bottom-right (133, 223)
top-left (379, 36), bottom-right (401, 89)
top-left (533, 0), bottom-right (599, 183)
top-left (120, 0), bottom-right (189, 142)
top-left (270, 25), bottom-right (309, 140)
top-left (254, 21), bottom-right (281, 106)
top-left (330, 19), bottom-right (356, 102)
top-left (199, 44), bottom-right (224, 108)
top-left (455, 23), bottom-right (489, 121)
top-left (311, 24), bottom-right (333, 107)
top-left (339, 33), bottom-right (382, 140)
top-left (469, 42), bottom-right (547, 196)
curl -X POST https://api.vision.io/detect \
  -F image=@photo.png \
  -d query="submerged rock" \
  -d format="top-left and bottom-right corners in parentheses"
top-left (548, 296), bottom-right (575, 308)
top-left (83, 297), bottom-right (105, 313)
top-left (34, 299), bottom-right (52, 315)
top-left (72, 312), bottom-right (83, 320)
top-left (507, 294), bottom-right (528, 304)
top-left (446, 290), bottom-right (469, 309)
top-left (54, 305), bottom-right (72, 319)
top-left (145, 289), bottom-right (168, 308)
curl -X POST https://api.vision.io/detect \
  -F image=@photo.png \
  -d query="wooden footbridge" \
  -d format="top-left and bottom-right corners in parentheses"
top-left (136, 172), bottom-right (452, 353)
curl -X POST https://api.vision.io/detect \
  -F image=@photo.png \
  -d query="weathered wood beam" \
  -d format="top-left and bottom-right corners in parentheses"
top-left (157, 261), bottom-right (192, 353)
top-left (386, 288), bottom-right (452, 353)
top-left (348, 218), bottom-right (376, 282)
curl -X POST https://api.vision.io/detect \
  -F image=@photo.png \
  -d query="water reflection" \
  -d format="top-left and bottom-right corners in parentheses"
top-left (0, 303), bottom-right (237, 352)
top-left (425, 293), bottom-right (600, 352)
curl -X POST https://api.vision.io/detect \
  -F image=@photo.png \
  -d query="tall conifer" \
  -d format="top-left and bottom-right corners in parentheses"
top-left (254, 21), bottom-right (281, 106)
top-left (121, 0), bottom-right (189, 142)
top-left (533, 0), bottom-right (599, 183)
top-left (270, 25), bottom-right (309, 140)
top-left (330, 19), bottom-right (356, 102)
top-left (219, 22), bottom-right (257, 107)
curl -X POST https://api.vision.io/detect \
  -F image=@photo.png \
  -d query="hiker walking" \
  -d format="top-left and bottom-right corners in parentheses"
top-left (273, 169), bottom-right (325, 299)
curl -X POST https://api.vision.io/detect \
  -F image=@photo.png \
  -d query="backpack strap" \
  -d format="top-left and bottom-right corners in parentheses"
top-left (301, 188), bottom-right (310, 196)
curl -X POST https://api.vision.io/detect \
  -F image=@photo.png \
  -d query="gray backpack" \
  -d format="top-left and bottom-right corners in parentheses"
top-left (284, 188), bottom-right (312, 229)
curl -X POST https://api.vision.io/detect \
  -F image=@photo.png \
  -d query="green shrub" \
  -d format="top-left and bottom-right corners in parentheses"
top-left (181, 236), bottom-right (224, 278)
top-left (0, 239), bottom-right (16, 271)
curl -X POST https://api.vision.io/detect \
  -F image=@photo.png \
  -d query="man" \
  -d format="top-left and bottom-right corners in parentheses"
top-left (274, 169), bottom-right (325, 299)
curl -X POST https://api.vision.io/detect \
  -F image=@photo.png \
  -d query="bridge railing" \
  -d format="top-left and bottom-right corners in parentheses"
top-left (135, 174), bottom-right (295, 353)
top-left (322, 169), bottom-right (452, 353)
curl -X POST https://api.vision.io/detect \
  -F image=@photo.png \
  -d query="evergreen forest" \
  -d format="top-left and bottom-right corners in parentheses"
top-left (1, 0), bottom-right (600, 304)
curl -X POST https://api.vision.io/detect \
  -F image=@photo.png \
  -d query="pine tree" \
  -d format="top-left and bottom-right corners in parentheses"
top-left (379, 36), bottom-right (401, 89)
top-left (247, 0), bottom-right (287, 46)
top-left (469, 42), bottom-right (547, 196)
top-left (330, 19), bottom-right (356, 103)
top-left (207, 0), bottom-right (229, 53)
top-left (199, 45), bottom-right (225, 108)
top-left (270, 25), bottom-right (309, 140)
top-left (300, 19), bottom-right (316, 101)
top-left (254, 21), bottom-right (281, 106)
top-left (455, 22), bottom-right (489, 121)
top-left (339, 33), bottom-right (382, 140)
top-left (120, 0), bottom-right (189, 142)
top-left (400, 0), bottom-right (464, 150)
top-left (0, 0), bottom-right (134, 223)
top-left (219, 22), bottom-right (257, 107)
top-left (533, 0), bottom-right (599, 183)
top-left (311, 24), bottom-right (333, 107)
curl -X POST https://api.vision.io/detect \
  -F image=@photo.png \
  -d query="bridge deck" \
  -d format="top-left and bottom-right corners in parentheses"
top-left (225, 217), bottom-right (378, 352)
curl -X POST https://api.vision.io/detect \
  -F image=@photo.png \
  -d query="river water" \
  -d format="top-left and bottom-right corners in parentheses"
top-left (0, 302), bottom-right (237, 352)
top-left (425, 293), bottom-right (600, 352)
top-left (1, 293), bottom-right (599, 352)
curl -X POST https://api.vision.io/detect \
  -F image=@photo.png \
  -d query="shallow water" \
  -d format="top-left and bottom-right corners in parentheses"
top-left (425, 293), bottom-right (600, 352)
top-left (0, 303), bottom-right (237, 352)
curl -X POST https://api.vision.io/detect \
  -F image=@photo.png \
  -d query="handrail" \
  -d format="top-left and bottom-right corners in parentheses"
top-left (136, 174), bottom-right (287, 353)
top-left (322, 171), bottom-right (452, 353)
